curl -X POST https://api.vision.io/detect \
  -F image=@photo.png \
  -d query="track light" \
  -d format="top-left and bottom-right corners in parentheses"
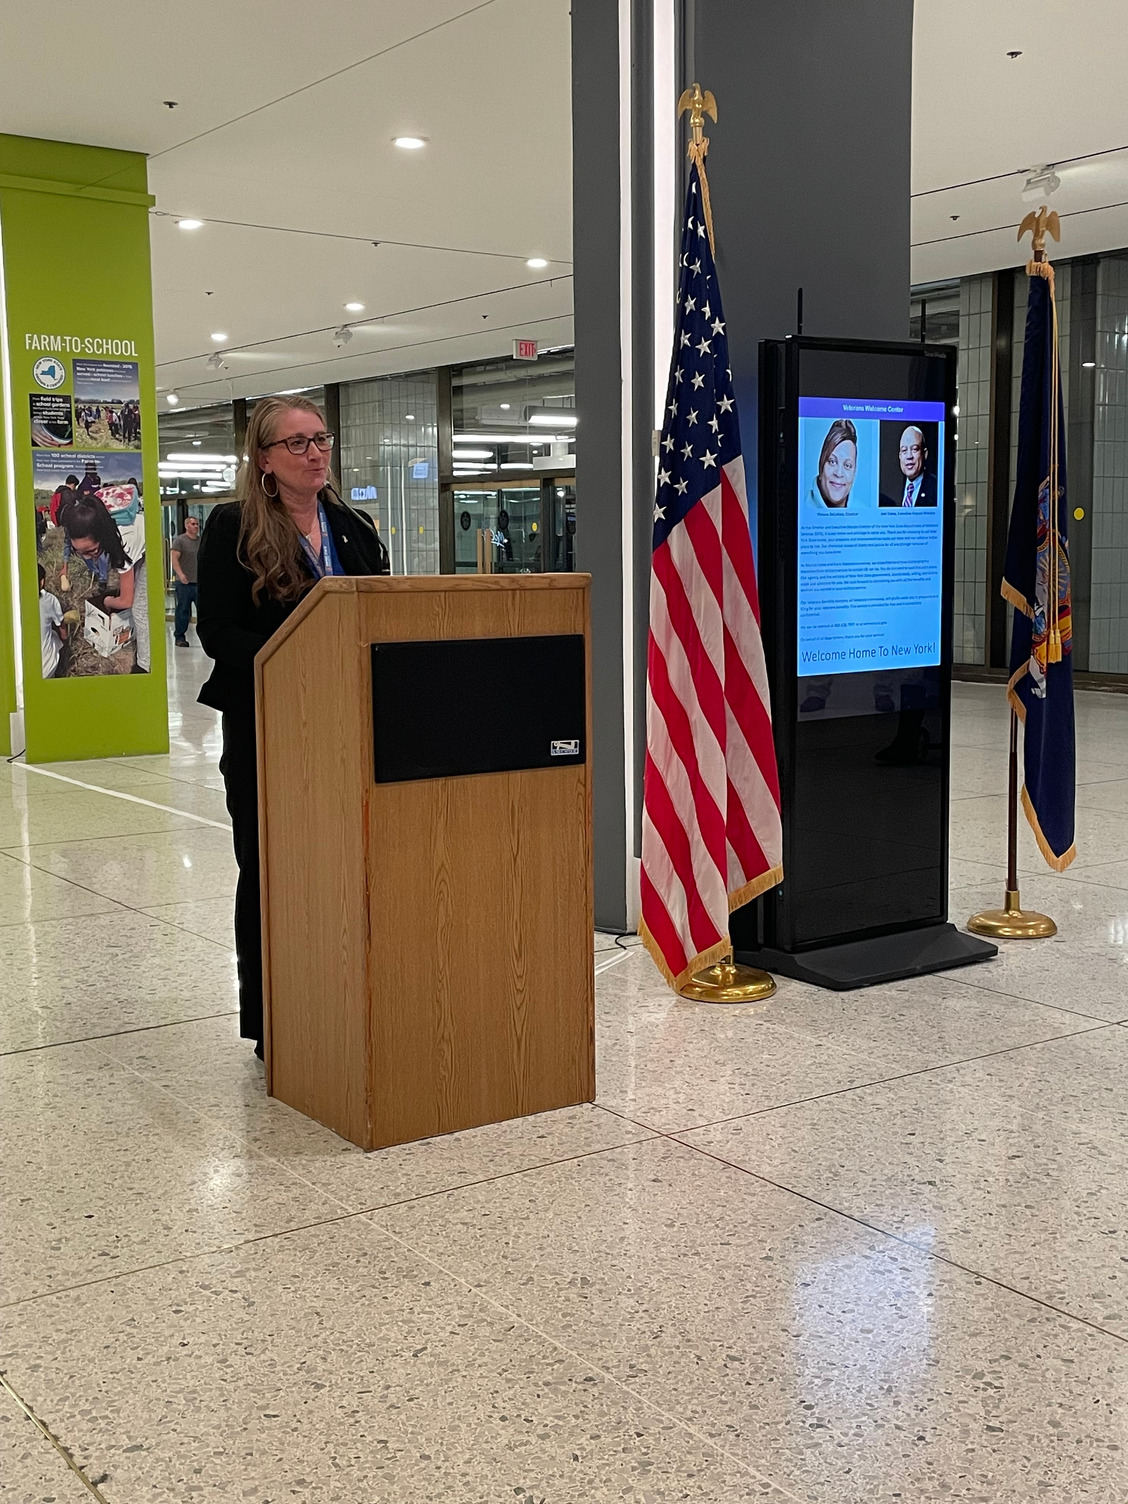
top-left (333, 326), bottom-right (354, 345)
top-left (206, 352), bottom-right (225, 370)
top-left (1021, 164), bottom-right (1060, 203)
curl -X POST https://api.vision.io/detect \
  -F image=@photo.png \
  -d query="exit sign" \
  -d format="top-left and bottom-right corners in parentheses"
top-left (513, 338), bottom-right (539, 361)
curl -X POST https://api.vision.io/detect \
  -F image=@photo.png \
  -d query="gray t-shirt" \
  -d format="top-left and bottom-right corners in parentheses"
top-left (171, 531), bottom-right (200, 583)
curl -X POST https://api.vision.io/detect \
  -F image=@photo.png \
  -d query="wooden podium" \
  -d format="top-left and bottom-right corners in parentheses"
top-left (254, 574), bottom-right (594, 1150)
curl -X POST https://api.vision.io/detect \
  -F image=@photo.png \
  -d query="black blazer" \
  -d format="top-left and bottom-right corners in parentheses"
top-left (879, 471), bottom-right (938, 507)
top-left (196, 496), bottom-right (390, 715)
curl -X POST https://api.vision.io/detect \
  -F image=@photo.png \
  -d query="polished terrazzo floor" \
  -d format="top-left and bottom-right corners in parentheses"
top-left (2, 639), bottom-right (1127, 1502)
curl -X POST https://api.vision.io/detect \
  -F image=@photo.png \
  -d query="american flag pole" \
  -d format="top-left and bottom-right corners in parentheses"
top-left (638, 86), bottom-right (783, 1003)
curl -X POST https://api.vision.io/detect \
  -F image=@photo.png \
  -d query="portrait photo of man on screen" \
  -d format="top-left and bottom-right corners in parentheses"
top-left (879, 421), bottom-right (938, 508)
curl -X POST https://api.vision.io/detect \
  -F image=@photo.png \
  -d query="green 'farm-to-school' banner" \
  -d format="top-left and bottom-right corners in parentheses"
top-left (0, 134), bottom-right (168, 760)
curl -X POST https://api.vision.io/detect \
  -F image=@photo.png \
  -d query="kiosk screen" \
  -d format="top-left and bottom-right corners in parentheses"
top-left (797, 396), bottom-right (946, 679)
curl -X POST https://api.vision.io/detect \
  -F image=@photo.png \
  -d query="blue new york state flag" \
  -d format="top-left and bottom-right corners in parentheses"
top-left (1001, 266), bottom-right (1076, 869)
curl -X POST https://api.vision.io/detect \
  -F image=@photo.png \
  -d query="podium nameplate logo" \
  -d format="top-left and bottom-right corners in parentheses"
top-left (551, 739), bottom-right (580, 756)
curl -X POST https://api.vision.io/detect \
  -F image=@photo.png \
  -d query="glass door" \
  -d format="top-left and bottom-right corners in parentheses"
top-left (450, 478), bottom-right (576, 574)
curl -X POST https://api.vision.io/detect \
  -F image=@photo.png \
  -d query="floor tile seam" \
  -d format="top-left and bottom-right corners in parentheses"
top-left (3, 1203), bottom-right (813, 1504)
top-left (103, 762), bottom-right (226, 791)
top-left (13, 763), bottom-right (232, 832)
top-left (133, 908), bottom-right (236, 950)
top-left (348, 1213), bottom-right (815, 1504)
top-left (77, 1040), bottom-right (668, 1215)
top-left (940, 969), bottom-right (1128, 1025)
top-left (1054, 864), bottom-right (1128, 888)
top-left (0, 817), bottom-right (214, 853)
top-left (0, 1371), bottom-right (109, 1501)
top-left (0, 890), bottom-right (240, 953)
top-left (609, 1020), bottom-right (1117, 1139)
top-left (0, 1010), bottom-right (239, 1058)
top-left (662, 1135), bottom-right (1128, 1347)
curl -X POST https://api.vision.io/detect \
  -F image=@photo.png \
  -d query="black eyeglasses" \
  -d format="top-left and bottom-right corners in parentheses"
top-left (262, 430), bottom-right (336, 455)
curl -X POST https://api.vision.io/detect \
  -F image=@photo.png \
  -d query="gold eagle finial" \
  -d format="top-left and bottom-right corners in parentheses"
top-left (677, 83), bottom-right (717, 148)
top-left (1018, 206), bottom-right (1061, 262)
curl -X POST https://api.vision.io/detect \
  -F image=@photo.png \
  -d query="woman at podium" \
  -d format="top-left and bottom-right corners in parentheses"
top-left (196, 396), bottom-right (389, 1059)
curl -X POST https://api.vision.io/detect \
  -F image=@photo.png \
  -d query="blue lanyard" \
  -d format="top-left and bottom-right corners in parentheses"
top-left (298, 503), bottom-right (339, 578)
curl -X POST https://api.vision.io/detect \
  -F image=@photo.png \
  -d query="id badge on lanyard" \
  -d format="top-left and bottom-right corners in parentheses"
top-left (299, 502), bottom-right (335, 578)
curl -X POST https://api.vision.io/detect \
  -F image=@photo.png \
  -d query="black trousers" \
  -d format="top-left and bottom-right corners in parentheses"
top-left (219, 711), bottom-right (263, 1046)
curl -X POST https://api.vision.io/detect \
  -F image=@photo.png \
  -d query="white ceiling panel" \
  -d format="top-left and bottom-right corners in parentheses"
top-left (912, 0), bottom-right (1128, 282)
top-left (2, 0), bottom-right (1127, 404)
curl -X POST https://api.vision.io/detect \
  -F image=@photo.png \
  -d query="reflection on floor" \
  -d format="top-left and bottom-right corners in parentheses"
top-left (2, 638), bottom-right (1127, 1502)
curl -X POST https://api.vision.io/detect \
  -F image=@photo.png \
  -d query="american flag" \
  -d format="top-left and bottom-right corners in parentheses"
top-left (639, 165), bottom-right (783, 989)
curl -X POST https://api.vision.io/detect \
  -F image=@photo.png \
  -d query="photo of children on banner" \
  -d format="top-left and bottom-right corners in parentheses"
top-left (878, 421), bottom-right (939, 508)
top-left (39, 562), bottom-right (69, 678)
top-left (33, 449), bottom-right (149, 677)
top-left (71, 359), bottom-right (142, 452)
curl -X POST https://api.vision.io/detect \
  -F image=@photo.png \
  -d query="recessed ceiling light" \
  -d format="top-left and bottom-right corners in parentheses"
top-left (526, 257), bottom-right (549, 269)
top-left (1083, 360), bottom-right (1096, 369)
top-left (166, 393), bottom-right (180, 405)
top-left (393, 136), bottom-right (426, 150)
top-left (405, 414), bottom-right (415, 421)
top-left (344, 301), bottom-right (365, 313)
top-left (499, 403), bottom-right (511, 410)
top-left (177, 218), bottom-right (204, 230)
top-left (192, 439), bottom-right (202, 446)
top-left (211, 331), bottom-right (228, 342)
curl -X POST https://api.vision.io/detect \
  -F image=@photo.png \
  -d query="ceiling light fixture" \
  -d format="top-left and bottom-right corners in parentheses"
top-left (166, 393), bottom-right (180, 405)
top-left (344, 301), bottom-right (365, 312)
top-left (452, 448), bottom-right (492, 460)
top-left (393, 136), bottom-right (426, 150)
top-left (1082, 360), bottom-right (1096, 369)
top-left (528, 409), bottom-right (578, 427)
top-left (205, 352), bottom-right (225, 370)
top-left (177, 218), bottom-right (204, 230)
top-left (404, 413), bottom-right (415, 421)
top-left (1021, 164), bottom-right (1060, 202)
top-left (333, 326), bottom-right (354, 345)
top-left (210, 331), bottom-right (228, 342)
top-left (453, 432), bottom-right (558, 445)
top-left (165, 453), bottom-right (238, 464)
top-left (526, 257), bottom-right (548, 269)
top-left (499, 403), bottom-right (511, 410)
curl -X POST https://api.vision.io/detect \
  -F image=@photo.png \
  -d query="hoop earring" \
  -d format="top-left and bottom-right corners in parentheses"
top-left (260, 472), bottom-right (279, 499)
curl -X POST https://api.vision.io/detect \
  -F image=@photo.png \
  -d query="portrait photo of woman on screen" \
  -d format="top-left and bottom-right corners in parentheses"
top-left (808, 418), bottom-right (859, 509)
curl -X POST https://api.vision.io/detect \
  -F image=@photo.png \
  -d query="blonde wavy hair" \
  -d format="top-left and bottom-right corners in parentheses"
top-left (236, 395), bottom-right (342, 604)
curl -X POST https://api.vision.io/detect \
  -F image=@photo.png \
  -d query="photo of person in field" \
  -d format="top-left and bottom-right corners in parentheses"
top-left (72, 359), bottom-right (142, 452)
top-left (33, 450), bottom-right (149, 677)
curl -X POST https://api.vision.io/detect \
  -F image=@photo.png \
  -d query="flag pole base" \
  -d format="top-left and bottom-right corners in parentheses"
top-left (678, 961), bottom-right (776, 1004)
top-left (967, 889), bottom-right (1057, 940)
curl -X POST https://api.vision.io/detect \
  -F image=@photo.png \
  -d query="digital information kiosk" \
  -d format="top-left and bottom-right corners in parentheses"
top-left (731, 336), bottom-right (997, 988)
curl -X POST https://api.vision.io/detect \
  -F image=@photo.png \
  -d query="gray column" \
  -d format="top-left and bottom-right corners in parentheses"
top-left (693, 0), bottom-right (913, 494)
top-left (572, 0), bottom-right (914, 931)
top-left (572, 0), bottom-right (628, 930)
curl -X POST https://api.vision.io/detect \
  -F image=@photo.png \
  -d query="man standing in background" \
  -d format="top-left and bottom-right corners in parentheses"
top-left (170, 514), bottom-right (201, 647)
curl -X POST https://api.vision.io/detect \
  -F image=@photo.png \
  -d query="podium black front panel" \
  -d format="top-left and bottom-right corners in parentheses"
top-left (371, 633), bottom-right (586, 783)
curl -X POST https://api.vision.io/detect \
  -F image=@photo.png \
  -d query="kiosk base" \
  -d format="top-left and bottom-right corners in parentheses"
top-left (734, 922), bottom-right (997, 992)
